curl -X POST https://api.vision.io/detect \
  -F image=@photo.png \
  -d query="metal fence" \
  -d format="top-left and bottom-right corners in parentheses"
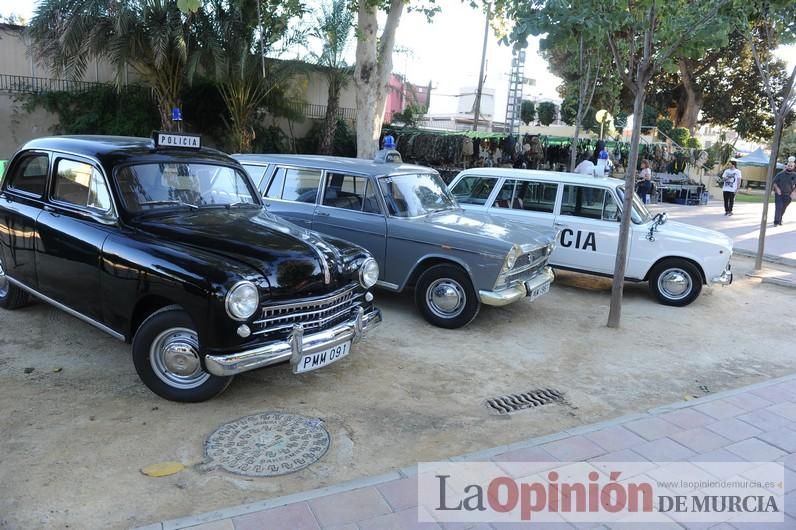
top-left (289, 101), bottom-right (357, 122)
top-left (0, 74), bottom-right (106, 94)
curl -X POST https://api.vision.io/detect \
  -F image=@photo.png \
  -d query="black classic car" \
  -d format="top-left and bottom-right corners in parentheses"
top-left (0, 134), bottom-right (382, 402)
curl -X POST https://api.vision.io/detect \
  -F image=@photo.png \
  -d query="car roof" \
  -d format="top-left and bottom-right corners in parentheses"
top-left (234, 153), bottom-right (436, 177)
top-left (20, 135), bottom-right (235, 166)
top-left (456, 167), bottom-right (626, 188)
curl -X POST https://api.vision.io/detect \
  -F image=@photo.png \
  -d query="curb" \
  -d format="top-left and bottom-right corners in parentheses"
top-left (761, 276), bottom-right (796, 289)
top-left (137, 372), bottom-right (796, 530)
top-left (733, 247), bottom-right (796, 268)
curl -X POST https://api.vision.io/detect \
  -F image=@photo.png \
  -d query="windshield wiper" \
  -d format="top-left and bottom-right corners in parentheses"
top-left (139, 200), bottom-right (198, 210)
top-left (224, 201), bottom-right (258, 209)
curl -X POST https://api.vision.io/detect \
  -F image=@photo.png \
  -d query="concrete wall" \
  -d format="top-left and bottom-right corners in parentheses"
top-left (0, 93), bottom-right (57, 159)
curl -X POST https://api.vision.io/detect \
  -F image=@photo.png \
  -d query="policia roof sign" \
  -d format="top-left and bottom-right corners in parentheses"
top-left (154, 132), bottom-right (202, 149)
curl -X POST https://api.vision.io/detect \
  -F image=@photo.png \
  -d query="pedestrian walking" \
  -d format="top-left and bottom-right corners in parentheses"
top-left (721, 161), bottom-right (742, 215)
top-left (773, 160), bottom-right (796, 226)
top-left (636, 169), bottom-right (656, 204)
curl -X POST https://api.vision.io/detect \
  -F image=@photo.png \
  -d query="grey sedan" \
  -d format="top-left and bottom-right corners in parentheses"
top-left (235, 153), bottom-right (557, 329)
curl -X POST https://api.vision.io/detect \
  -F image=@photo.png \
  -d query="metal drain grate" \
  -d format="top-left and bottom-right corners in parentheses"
top-left (485, 389), bottom-right (564, 415)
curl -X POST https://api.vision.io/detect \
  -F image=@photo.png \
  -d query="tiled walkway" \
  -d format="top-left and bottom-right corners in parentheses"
top-left (142, 374), bottom-right (796, 530)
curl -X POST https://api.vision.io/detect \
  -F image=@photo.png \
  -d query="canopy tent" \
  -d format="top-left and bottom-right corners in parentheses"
top-left (732, 147), bottom-right (785, 169)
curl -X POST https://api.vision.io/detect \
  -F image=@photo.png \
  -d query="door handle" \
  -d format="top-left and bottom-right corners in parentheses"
top-left (264, 202), bottom-right (271, 207)
top-left (554, 222), bottom-right (565, 228)
top-left (316, 211), bottom-right (330, 217)
top-left (43, 205), bottom-right (60, 216)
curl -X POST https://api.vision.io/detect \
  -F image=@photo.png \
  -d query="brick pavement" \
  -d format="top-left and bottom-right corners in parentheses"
top-left (140, 374), bottom-right (796, 530)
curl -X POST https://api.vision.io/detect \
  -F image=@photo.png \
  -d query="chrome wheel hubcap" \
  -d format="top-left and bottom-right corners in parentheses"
top-left (658, 268), bottom-right (692, 300)
top-left (426, 278), bottom-right (466, 319)
top-left (150, 327), bottom-right (209, 389)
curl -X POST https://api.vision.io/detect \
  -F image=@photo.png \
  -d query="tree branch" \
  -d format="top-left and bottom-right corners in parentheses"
top-left (377, 0), bottom-right (405, 75)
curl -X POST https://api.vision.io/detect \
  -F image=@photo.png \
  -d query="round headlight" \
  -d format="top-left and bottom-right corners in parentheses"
top-left (505, 245), bottom-right (521, 269)
top-left (225, 281), bottom-right (259, 320)
top-left (359, 258), bottom-right (379, 288)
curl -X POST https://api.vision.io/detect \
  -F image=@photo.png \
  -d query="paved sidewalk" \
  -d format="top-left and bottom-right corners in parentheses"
top-left (654, 200), bottom-right (796, 266)
top-left (141, 374), bottom-right (796, 530)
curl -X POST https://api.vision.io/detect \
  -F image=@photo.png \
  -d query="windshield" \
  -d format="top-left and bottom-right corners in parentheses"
top-left (115, 163), bottom-right (259, 213)
top-left (617, 187), bottom-right (652, 224)
top-left (378, 173), bottom-right (458, 217)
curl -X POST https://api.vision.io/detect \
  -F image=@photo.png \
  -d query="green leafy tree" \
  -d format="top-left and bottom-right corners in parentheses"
top-left (194, 0), bottom-right (306, 153)
top-left (509, 1), bottom-right (610, 169)
top-left (669, 127), bottom-right (690, 147)
top-left (28, 0), bottom-right (199, 131)
top-left (311, 0), bottom-right (354, 154)
top-left (739, 1), bottom-right (796, 270)
top-left (520, 100), bottom-right (535, 125)
top-left (656, 118), bottom-right (673, 141)
top-left (537, 101), bottom-right (556, 126)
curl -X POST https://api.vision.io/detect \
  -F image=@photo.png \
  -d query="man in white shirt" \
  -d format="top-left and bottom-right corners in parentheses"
top-left (721, 161), bottom-right (742, 216)
top-left (574, 159), bottom-right (597, 177)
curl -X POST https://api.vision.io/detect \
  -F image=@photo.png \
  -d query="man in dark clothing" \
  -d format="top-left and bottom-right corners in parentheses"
top-left (773, 161), bottom-right (795, 226)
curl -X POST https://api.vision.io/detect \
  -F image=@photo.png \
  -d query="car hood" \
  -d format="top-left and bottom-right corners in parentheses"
top-left (653, 220), bottom-right (734, 250)
top-left (131, 208), bottom-right (363, 300)
top-left (421, 209), bottom-right (558, 251)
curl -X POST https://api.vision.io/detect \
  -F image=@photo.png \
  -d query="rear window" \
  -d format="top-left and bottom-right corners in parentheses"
top-left (6, 154), bottom-right (48, 196)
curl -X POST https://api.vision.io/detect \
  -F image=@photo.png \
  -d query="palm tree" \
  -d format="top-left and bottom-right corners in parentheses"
top-left (310, 0), bottom-right (353, 155)
top-left (28, 0), bottom-right (197, 131)
top-left (196, 0), bottom-right (306, 152)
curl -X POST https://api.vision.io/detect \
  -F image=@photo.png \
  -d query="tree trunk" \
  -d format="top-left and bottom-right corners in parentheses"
top-left (318, 77), bottom-right (341, 155)
top-left (754, 113), bottom-right (784, 270)
top-left (570, 119), bottom-right (581, 172)
top-left (607, 85), bottom-right (646, 328)
top-left (677, 60), bottom-right (702, 134)
top-left (354, 0), bottom-right (403, 159)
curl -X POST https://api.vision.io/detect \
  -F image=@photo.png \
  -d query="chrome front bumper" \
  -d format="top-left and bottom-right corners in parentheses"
top-left (479, 266), bottom-right (555, 307)
top-left (711, 268), bottom-right (733, 286)
top-left (204, 307), bottom-right (382, 376)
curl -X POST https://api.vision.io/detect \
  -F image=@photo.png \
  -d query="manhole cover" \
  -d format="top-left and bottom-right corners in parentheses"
top-left (204, 412), bottom-right (330, 477)
top-left (485, 388), bottom-right (564, 415)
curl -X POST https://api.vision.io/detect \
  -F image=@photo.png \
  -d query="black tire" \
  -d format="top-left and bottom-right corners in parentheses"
top-left (0, 272), bottom-right (29, 310)
top-left (414, 264), bottom-right (480, 329)
top-left (648, 258), bottom-right (703, 307)
top-left (132, 307), bottom-right (233, 402)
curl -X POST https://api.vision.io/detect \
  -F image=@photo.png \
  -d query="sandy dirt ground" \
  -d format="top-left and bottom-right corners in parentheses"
top-left (0, 255), bottom-right (794, 529)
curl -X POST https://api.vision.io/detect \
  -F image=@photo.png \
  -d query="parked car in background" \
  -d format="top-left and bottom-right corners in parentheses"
top-left (0, 134), bottom-right (381, 402)
top-left (449, 168), bottom-right (733, 306)
top-left (235, 152), bottom-right (558, 329)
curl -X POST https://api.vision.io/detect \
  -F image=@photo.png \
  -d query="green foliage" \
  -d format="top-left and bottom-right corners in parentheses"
top-left (560, 92), bottom-right (597, 132)
top-left (390, 104), bottom-right (425, 128)
top-left (20, 85), bottom-right (160, 136)
top-left (299, 119), bottom-right (356, 157)
top-left (779, 127), bottom-right (796, 162)
top-left (656, 118), bottom-right (673, 141)
top-left (520, 100), bottom-right (535, 125)
top-left (28, 0), bottom-right (196, 130)
top-left (537, 101), bottom-right (556, 126)
top-left (686, 136), bottom-right (702, 149)
top-left (253, 124), bottom-right (291, 154)
top-left (670, 127), bottom-right (691, 147)
top-left (642, 105), bottom-right (659, 128)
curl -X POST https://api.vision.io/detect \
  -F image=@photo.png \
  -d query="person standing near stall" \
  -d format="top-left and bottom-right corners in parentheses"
top-left (773, 160), bottom-right (796, 226)
top-left (721, 161), bottom-right (742, 216)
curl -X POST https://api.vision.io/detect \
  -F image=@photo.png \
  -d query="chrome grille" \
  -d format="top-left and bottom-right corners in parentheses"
top-left (496, 247), bottom-right (550, 289)
top-left (253, 284), bottom-right (360, 335)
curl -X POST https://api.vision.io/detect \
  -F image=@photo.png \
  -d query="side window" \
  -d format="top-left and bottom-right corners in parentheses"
top-left (560, 185), bottom-right (608, 220)
top-left (520, 181), bottom-right (558, 213)
top-left (450, 175), bottom-right (498, 205)
top-left (279, 168), bottom-right (322, 203)
top-left (323, 173), bottom-right (381, 213)
top-left (53, 159), bottom-right (112, 212)
top-left (6, 154), bottom-right (49, 196)
top-left (265, 167), bottom-right (286, 199)
top-left (242, 164), bottom-right (268, 187)
top-left (493, 179), bottom-right (524, 209)
top-left (493, 180), bottom-right (557, 212)
top-left (602, 191), bottom-right (620, 222)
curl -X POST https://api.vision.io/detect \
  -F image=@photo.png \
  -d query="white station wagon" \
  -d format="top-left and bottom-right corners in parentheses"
top-left (449, 168), bottom-right (733, 306)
